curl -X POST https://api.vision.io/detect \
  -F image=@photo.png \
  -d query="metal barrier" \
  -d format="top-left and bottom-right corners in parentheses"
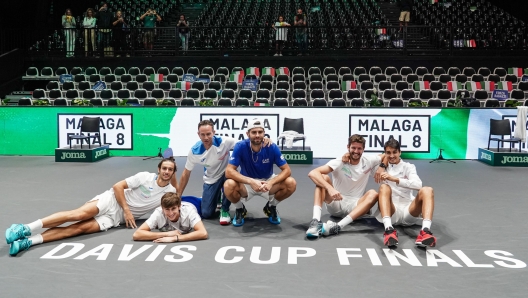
top-left (3, 26), bottom-right (526, 57)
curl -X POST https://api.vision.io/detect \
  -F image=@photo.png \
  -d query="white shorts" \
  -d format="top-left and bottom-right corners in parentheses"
top-left (242, 175), bottom-right (277, 202)
top-left (325, 195), bottom-right (361, 218)
top-left (88, 191), bottom-right (124, 231)
top-left (376, 200), bottom-right (423, 226)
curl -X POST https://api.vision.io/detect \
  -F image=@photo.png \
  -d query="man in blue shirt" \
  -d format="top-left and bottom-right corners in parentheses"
top-left (224, 118), bottom-right (297, 226)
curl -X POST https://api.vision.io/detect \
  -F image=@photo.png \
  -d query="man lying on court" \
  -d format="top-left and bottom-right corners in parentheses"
top-left (6, 158), bottom-right (178, 256)
top-left (224, 118), bottom-right (297, 226)
top-left (133, 193), bottom-right (207, 242)
top-left (377, 138), bottom-right (437, 248)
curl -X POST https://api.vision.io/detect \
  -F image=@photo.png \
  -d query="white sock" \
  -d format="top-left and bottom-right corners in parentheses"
top-left (27, 219), bottom-right (43, 232)
top-left (382, 216), bottom-right (393, 230)
top-left (233, 201), bottom-right (244, 209)
top-left (312, 206), bottom-right (322, 221)
top-left (422, 219), bottom-right (432, 230)
top-left (28, 234), bottom-right (43, 246)
top-left (338, 215), bottom-right (353, 228)
top-left (268, 195), bottom-right (279, 206)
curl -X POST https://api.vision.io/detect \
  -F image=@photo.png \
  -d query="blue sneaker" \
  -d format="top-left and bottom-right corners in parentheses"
top-left (232, 206), bottom-right (247, 227)
top-left (6, 224), bottom-right (31, 244)
top-left (306, 219), bottom-right (323, 238)
top-left (10, 238), bottom-right (32, 256)
top-left (263, 202), bottom-right (281, 225)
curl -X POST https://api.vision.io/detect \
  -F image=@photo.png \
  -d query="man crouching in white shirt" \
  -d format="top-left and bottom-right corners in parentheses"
top-left (378, 138), bottom-right (437, 248)
top-left (133, 193), bottom-right (207, 243)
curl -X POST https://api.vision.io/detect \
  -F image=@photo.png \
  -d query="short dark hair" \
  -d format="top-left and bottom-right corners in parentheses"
top-left (161, 193), bottom-right (181, 208)
top-left (384, 138), bottom-right (401, 151)
top-left (158, 157), bottom-right (177, 172)
top-left (198, 120), bottom-right (214, 130)
top-left (348, 134), bottom-right (366, 148)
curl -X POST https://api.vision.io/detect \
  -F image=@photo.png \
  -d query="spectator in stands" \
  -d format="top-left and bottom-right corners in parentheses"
top-left (294, 8), bottom-right (307, 56)
top-left (112, 10), bottom-right (130, 57)
top-left (272, 16), bottom-right (291, 56)
top-left (95, 2), bottom-right (113, 57)
top-left (398, 0), bottom-right (412, 31)
top-left (83, 8), bottom-right (97, 57)
top-left (62, 8), bottom-right (76, 58)
top-left (177, 14), bottom-right (190, 55)
top-left (140, 8), bottom-right (162, 56)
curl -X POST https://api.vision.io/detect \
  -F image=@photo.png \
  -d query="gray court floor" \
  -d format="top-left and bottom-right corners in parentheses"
top-left (0, 156), bottom-right (527, 298)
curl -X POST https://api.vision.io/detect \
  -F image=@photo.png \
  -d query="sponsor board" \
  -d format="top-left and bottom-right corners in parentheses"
top-left (57, 114), bottom-right (133, 150)
top-left (478, 148), bottom-right (528, 167)
top-left (350, 114), bottom-right (431, 152)
top-left (40, 243), bottom-right (527, 269)
top-left (55, 145), bottom-right (110, 162)
top-left (200, 113), bottom-right (280, 140)
top-left (281, 150), bottom-right (313, 164)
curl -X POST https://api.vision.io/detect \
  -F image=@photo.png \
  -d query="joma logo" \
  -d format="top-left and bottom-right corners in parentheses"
top-left (480, 152), bottom-right (492, 161)
top-left (95, 149), bottom-right (107, 159)
top-left (283, 154), bottom-right (307, 161)
top-left (61, 152), bottom-right (86, 160)
top-left (501, 156), bottom-right (528, 164)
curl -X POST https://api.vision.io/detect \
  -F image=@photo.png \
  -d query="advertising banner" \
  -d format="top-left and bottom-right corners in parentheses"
top-left (0, 107), bottom-right (523, 159)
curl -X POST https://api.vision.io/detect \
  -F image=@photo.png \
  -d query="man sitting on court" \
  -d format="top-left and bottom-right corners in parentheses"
top-left (6, 158), bottom-right (178, 256)
top-left (178, 120), bottom-right (271, 226)
top-left (224, 118), bottom-right (297, 226)
top-left (377, 138), bottom-right (437, 247)
top-left (306, 134), bottom-right (386, 238)
top-left (133, 193), bottom-right (207, 242)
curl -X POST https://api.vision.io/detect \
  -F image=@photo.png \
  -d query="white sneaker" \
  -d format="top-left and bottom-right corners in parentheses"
top-left (322, 220), bottom-right (341, 236)
top-left (219, 210), bottom-right (231, 225)
top-left (279, 53), bottom-right (283, 56)
top-left (274, 53), bottom-right (279, 56)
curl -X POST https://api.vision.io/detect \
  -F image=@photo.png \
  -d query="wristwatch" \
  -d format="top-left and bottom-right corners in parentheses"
top-left (379, 162), bottom-right (387, 169)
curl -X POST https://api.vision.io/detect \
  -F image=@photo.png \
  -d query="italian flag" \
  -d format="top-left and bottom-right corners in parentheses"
top-left (375, 28), bottom-right (386, 35)
top-left (262, 67), bottom-right (275, 77)
top-left (465, 81), bottom-right (483, 91)
top-left (230, 73), bottom-right (243, 84)
top-left (176, 81), bottom-right (191, 90)
top-left (277, 67), bottom-right (290, 76)
top-left (254, 102), bottom-right (269, 106)
top-left (508, 68), bottom-right (523, 77)
top-left (447, 81), bottom-right (463, 91)
top-left (341, 81), bottom-right (357, 91)
top-left (482, 81), bottom-right (495, 92)
top-left (232, 69), bottom-right (245, 77)
top-left (149, 74), bottom-right (163, 82)
top-left (497, 81), bottom-right (513, 91)
top-left (524, 68), bottom-right (528, 75)
top-left (246, 67), bottom-right (260, 77)
top-left (431, 0), bottom-right (438, 4)
top-left (465, 40), bottom-right (476, 48)
top-left (413, 81), bottom-right (430, 91)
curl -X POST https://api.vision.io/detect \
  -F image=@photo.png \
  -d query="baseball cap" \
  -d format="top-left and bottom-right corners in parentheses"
top-left (247, 118), bottom-right (264, 131)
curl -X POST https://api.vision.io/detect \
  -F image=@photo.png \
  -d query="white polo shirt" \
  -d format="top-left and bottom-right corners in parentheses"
top-left (327, 154), bottom-right (381, 199)
top-left (145, 202), bottom-right (201, 234)
top-left (184, 135), bottom-right (237, 184)
top-left (382, 159), bottom-right (423, 206)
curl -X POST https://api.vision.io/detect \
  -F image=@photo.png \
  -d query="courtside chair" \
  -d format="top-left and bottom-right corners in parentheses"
top-left (350, 98), bottom-right (365, 107)
top-left (157, 67), bottom-right (170, 77)
top-left (338, 67), bottom-right (352, 79)
top-left (447, 67), bottom-right (461, 77)
top-left (279, 118), bottom-right (306, 150)
top-left (172, 67), bottom-right (185, 79)
top-left (462, 67), bottom-right (476, 77)
top-left (292, 67), bottom-right (305, 76)
top-left (114, 67), bottom-right (126, 77)
top-left (17, 98), bottom-right (33, 106)
top-left (432, 67), bottom-right (446, 79)
top-left (488, 119), bottom-right (522, 152)
top-left (67, 117), bottom-right (102, 149)
top-left (120, 74), bottom-right (132, 84)
top-left (385, 66), bottom-right (399, 78)
top-left (70, 67), bottom-right (83, 76)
